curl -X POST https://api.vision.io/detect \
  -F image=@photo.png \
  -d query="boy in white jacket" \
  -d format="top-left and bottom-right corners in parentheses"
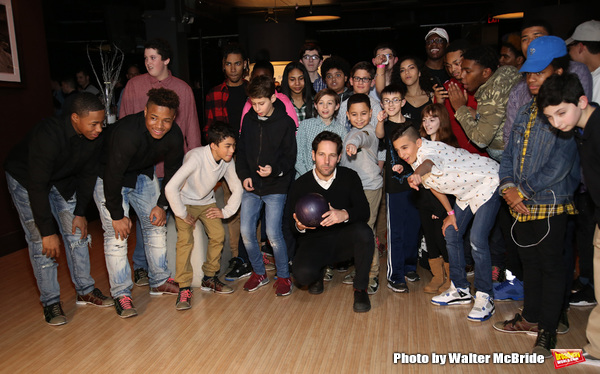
top-left (165, 122), bottom-right (242, 310)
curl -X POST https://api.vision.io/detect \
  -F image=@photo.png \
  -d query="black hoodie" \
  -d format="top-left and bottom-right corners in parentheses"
top-left (236, 99), bottom-right (297, 196)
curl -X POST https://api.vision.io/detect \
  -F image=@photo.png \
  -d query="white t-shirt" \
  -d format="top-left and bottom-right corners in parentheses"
top-left (411, 139), bottom-right (499, 213)
top-left (591, 66), bottom-right (600, 104)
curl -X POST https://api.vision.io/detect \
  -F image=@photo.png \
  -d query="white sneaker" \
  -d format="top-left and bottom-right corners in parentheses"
top-left (431, 281), bottom-right (472, 306)
top-left (467, 291), bottom-right (495, 322)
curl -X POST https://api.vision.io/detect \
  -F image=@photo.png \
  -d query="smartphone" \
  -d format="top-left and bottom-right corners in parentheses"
top-left (432, 76), bottom-right (444, 88)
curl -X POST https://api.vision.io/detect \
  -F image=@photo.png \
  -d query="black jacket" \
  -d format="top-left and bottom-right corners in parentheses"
top-left (236, 99), bottom-right (296, 196)
top-left (5, 115), bottom-right (103, 236)
top-left (100, 111), bottom-right (184, 220)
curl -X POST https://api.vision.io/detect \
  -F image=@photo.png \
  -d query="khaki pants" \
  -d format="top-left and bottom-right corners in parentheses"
top-left (584, 225), bottom-right (600, 358)
top-left (222, 179), bottom-right (240, 257)
top-left (174, 203), bottom-right (225, 287)
top-left (364, 188), bottom-right (382, 278)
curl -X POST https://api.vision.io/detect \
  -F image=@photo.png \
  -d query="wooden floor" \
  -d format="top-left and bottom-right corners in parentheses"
top-left (0, 220), bottom-right (596, 374)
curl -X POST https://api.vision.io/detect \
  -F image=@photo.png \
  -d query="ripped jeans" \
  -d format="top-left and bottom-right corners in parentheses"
top-left (93, 175), bottom-right (170, 298)
top-left (6, 173), bottom-right (95, 306)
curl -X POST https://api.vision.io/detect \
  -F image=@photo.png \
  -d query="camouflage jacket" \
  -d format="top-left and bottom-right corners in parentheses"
top-left (455, 65), bottom-right (521, 158)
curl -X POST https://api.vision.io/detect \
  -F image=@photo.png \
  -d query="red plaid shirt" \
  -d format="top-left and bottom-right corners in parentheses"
top-left (204, 80), bottom-right (247, 139)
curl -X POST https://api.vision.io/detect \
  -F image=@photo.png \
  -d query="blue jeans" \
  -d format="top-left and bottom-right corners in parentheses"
top-left (93, 175), bottom-right (170, 298)
top-left (132, 177), bottom-right (165, 271)
top-left (240, 191), bottom-right (289, 278)
top-left (444, 191), bottom-right (501, 296)
top-left (6, 173), bottom-right (95, 306)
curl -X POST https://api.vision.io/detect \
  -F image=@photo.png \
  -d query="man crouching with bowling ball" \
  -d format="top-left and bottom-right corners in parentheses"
top-left (288, 131), bottom-right (374, 312)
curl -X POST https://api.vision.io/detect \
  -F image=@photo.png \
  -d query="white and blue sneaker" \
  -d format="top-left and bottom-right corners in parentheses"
top-left (467, 291), bottom-right (495, 322)
top-left (431, 282), bottom-right (472, 306)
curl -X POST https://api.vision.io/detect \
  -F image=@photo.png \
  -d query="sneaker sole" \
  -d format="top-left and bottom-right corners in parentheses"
top-left (569, 301), bottom-right (597, 307)
top-left (200, 286), bottom-right (234, 294)
top-left (224, 272), bottom-right (252, 282)
top-left (276, 286), bottom-right (292, 297)
top-left (176, 303), bottom-right (191, 311)
top-left (75, 300), bottom-right (115, 307)
top-left (244, 279), bottom-right (269, 292)
top-left (149, 290), bottom-right (178, 296)
top-left (431, 298), bottom-right (472, 306)
top-left (493, 325), bottom-right (539, 334)
top-left (117, 311), bottom-right (138, 318)
top-left (494, 295), bottom-right (525, 301)
top-left (387, 284), bottom-right (409, 293)
top-left (46, 317), bottom-right (67, 326)
top-left (467, 308), bottom-right (495, 322)
top-left (135, 281), bottom-right (149, 287)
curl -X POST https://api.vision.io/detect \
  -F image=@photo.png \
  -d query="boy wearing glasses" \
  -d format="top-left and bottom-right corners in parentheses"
top-left (337, 62), bottom-right (382, 131)
top-left (299, 42), bottom-right (326, 92)
top-left (375, 84), bottom-right (421, 293)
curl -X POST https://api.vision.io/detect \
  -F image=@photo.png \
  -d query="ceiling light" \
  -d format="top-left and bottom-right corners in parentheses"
top-left (295, 0), bottom-right (340, 22)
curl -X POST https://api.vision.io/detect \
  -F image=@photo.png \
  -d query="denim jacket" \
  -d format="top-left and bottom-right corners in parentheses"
top-left (499, 99), bottom-right (580, 205)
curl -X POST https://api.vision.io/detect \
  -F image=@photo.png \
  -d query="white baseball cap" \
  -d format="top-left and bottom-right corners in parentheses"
top-left (565, 20), bottom-right (600, 44)
top-left (425, 28), bottom-right (449, 43)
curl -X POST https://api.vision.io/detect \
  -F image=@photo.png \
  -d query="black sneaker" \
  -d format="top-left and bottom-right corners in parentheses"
top-left (387, 281), bottom-right (409, 293)
top-left (308, 278), bottom-right (324, 295)
top-left (261, 242), bottom-right (274, 256)
top-left (569, 284), bottom-right (597, 307)
top-left (532, 329), bottom-right (557, 358)
top-left (43, 302), bottom-right (67, 326)
top-left (558, 309), bottom-right (569, 334)
top-left (353, 289), bottom-right (371, 313)
top-left (405, 271), bottom-right (420, 282)
top-left (336, 260), bottom-right (353, 273)
top-left (225, 260), bottom-right (251, 281)
top-left (134, 268), bottom-right (149, 287)
top-left (114, 295), bottom-right (138, 318)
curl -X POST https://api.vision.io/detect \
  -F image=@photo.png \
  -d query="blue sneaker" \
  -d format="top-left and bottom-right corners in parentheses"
top-left (494, 279), bottom-right (524, 301)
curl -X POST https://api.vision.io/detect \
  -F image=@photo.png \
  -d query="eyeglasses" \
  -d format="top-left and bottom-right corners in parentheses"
top-left (302, 55), bottom-right (321, 61)
top-left (325, 73), bottom-right (344, 80)
top-left (426, 37), bottom-right (446, 46)
top-left (352, 77), bottom-right (372, 83)
top-left (382, 98), bottom-right (402, 105)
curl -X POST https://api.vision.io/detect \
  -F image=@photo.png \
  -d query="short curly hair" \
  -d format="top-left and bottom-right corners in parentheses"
top-left (144, 38), bottom-right (172, 61)
top-left (146, 88), bottom-right (180, 111)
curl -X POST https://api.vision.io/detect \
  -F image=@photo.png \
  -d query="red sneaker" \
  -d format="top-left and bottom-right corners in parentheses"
top-left (274, 277), bottom-right (292, 296)
top-left (243, 272), bottom-right (269, 292)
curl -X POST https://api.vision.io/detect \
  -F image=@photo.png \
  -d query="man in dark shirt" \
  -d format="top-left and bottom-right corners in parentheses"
top-left (5, 92), bottom-right (113, 326)
top-left (204, 43), bottom-right (248, 280)
top-left (93, 88), bottom-right (184, 318)
top-left (424, 27), bottom-right (451, 85)
top-left (288, 131), bottom-right (374, 313)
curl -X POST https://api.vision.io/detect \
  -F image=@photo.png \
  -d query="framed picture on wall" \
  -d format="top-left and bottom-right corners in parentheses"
top-left (0, 0), bottom-right (20, 84)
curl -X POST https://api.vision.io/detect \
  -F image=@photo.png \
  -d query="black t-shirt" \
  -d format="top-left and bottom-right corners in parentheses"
top-left (402, 97), bottom-right (432, 128)
top-left (423, 66), bottom-right (450, 87)
top-left (577, 104), bottom-right (600, 225)
top-left (226, 85), bottom-right (247, 136)
top-left (383, 119), bottom-right (418, 193)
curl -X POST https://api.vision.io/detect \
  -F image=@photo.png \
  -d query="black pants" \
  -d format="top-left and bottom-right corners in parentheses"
top-left (419, 209), bottom-right (448, 262)
top-left (293, 222), bottom-right (374, 290)
top-left (515, 214), bottom-right (567, 332)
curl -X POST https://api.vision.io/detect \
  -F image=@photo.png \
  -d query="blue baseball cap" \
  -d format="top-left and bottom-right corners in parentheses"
top-left (520, 36), bottom-right (567, 73)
